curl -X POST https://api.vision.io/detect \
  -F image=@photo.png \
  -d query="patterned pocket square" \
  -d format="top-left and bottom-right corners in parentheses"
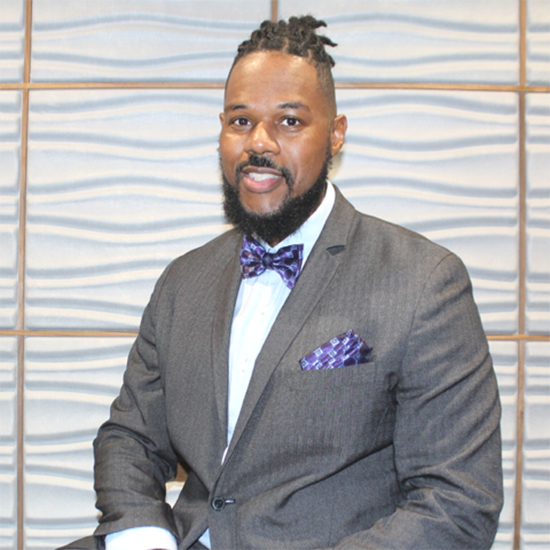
top-left (299, 329), bottom-right (372, 371)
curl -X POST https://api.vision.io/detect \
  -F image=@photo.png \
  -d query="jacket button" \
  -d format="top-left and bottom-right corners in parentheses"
top-left (212, 497), bottom-right (226, 511)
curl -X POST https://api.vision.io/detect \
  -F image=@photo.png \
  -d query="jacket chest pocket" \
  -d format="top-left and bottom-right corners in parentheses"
top-left (263, 362), bottom-right (392, 456)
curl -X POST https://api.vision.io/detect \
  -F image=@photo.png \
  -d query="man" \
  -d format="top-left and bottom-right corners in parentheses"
top-left (62, 16), bottom-right (503, 550)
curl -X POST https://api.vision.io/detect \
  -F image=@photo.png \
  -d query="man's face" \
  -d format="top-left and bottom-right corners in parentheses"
top-left (219, 51), bottom-right (347, 218)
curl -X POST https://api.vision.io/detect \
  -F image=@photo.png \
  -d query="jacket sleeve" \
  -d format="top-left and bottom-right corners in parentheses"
top-left (333, 253), bottom-right (503, 550)
top-left (92, 264), bottom-right (180, 541)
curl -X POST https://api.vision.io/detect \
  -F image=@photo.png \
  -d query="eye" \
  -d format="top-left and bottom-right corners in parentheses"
top-left (281, 116), bottom-right (300, 127)
top-left (232, 117), bottom-right (250, 127)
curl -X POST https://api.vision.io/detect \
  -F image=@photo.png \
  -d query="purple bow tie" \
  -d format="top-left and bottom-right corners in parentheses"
top-left (240, 235), bottom-right (304, 289)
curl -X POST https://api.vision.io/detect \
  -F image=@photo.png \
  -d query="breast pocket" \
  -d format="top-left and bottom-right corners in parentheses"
top-left (266, 362), bottom-right (390, 456)
top-left (286, 359), bottom-right (378, 393)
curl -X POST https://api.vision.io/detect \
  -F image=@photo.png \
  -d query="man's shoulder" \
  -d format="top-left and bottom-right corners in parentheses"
top-left (357, 210), bottom-right (445, 250)
top-left (144, 228), bottom-right (240, 297)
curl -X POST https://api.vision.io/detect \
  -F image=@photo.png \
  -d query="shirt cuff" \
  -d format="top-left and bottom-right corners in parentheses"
top-left (105, 526), bottom-right (178, 550)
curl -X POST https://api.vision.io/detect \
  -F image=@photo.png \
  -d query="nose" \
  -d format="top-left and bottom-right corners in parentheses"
top-left (245, 121), bottom-right (280, 156)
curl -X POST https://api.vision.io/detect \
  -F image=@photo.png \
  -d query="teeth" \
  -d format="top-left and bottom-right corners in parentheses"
top-left (247, 172), bottom-right (277, 182)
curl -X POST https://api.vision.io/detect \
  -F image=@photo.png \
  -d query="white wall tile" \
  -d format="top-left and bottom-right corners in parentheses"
top-left (0, 337), bottom-right (17, 550)
top-left (23, 337), bottom-right (132, 549)
top-left (526, 93), bottom-right (550, 335)
top-left (25, 89), bottom-right (227, 330)
top-left (527, 0), bottom-right (550, 86)
top-left (0, 0), bottom-right (25, 83)
top-left (279, 0), bottom-right (519, 84)
top-left (334, 89), bottom-right (519, 334)
top-left (0, 91), bottom-right (21, 330)
top-left (491, 341), bottom-right (518, 550)
top-left (30, 0), bottom-right (271, 82)
top-left (521, 341), bottom-right (550, 549)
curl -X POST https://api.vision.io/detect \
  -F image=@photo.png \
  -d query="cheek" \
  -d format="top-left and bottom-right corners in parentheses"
top-left (219, 139), bottom-right (238, 178)
top-left (290, 144), bottom-right (327, 183)
top-left (219, 130), bottom-right (240, 157)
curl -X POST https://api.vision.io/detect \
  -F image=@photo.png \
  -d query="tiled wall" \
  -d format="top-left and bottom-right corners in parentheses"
top-left (0, 1), bottom-right (548, 549)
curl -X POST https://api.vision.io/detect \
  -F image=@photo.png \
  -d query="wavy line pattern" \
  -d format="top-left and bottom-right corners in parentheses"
top-left (26, 89), bottom-right (228, 330)
top-left (0, 91), bottom-right (21, 330)
top-left (526, 94), bottom-right (550, 335)
top-left (333, 89), bottom-right (519, 334)
top-left (4, 3), bottom-right (548, 548)
top-left (25, 89), bottom-right (521, 333)
top-left (521, 342), bottom-right (550, 547)
top-left (23, 337), bottom-right (133, 549)
top-left (489, 341), bottom-right (518, 549)
top-left (0, 0), bottom-right (25, 83)
top-left (0, 337), bottom-right (17, 550)
top-left (279, 0), bottom-right (519, 84)
top-left (527, 0), bottom-right (550, 86)
top-left (30, 0), bottom-right (271, 82)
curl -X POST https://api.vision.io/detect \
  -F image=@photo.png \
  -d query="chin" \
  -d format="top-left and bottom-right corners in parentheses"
top-left (243, 200), bottom-right (284, 217)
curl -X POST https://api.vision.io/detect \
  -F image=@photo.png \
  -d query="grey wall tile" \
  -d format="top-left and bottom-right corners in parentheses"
top-left (526, 93), bottom-right (550, 335)
top-left (334, 89), bottom-right (519, 334)
top-left (279, 0), bottom-right (519, 84)
top-left (30, 0), bottom-right (271, 82)
top-left (0, 91), bottom-right (21, 329)
top-left (0, 0), bottom-right (25, 83)
top-left (25, 89), bottom-right (226, 330)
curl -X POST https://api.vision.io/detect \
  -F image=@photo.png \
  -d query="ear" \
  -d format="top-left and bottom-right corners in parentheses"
top-left (329, 114), bottom-right (347, 157)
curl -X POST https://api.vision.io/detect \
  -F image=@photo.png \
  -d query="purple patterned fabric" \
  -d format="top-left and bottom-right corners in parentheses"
top-left (240, 235), bottom-right (304, 289)
top-left (299, 329), bottom-right (372, 371)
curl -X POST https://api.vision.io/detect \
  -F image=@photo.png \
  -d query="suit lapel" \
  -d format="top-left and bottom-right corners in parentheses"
top-left (211, 233), bottom-right (243, 442)
top-left (224, 190), bottom-right (357, 459)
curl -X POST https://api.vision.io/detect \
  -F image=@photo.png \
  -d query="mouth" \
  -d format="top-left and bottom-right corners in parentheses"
top-left (240, 166), bottom-right (286, 193)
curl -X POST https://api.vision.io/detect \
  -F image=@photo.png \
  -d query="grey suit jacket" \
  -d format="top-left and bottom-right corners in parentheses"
top-left (62, 188), bottom-right (502, 550)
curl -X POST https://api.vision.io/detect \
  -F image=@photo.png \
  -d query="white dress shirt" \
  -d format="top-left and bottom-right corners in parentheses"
top-left (106, 183), bottom-right (336, 550)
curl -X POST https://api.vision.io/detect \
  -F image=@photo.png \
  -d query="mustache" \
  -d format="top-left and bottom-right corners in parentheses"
top-left (236, 154), bottom-right (294, 187)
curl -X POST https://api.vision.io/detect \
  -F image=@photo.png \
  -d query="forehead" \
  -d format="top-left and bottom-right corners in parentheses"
top-left (224, 51), bottom-right (327, 111)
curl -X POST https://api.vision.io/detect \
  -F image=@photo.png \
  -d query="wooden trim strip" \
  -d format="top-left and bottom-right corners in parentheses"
top-left (487, 334), bottom-right (549, 341)
top-left (1, 330), bottom-right (139, 338)
top-left (335, 83), bottom-right (549, 93)
top-left (23, 0), bottom-right (32, 83)
top-left (271, 0), bottom-right (278, 23)
top-left (0, 81), bottom-right (226, 90)
top-left (1, 82), bottom-right (549, 93)
top-left (16, 89), bottom-right (28, 550)
top-left (17, 1), bottom-right (33, 547)
top-left (17, 62), bottom-right (31, 330)
top-left (518, 95), bottom-right (528, 355)
top-left (16, 332), bottom-right (25, 550)
top-left (514, 2), bottom-right (528, 546)
top-left (0, 329), bottom-right (548, 340)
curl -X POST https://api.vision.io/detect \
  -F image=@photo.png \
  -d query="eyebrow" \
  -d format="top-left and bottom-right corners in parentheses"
top-left (225, 102), bottom-right (310, 112)
top-left (278, 102), bottom-right (309, 111)
top-left (226, 103), bottom-right (247, 111)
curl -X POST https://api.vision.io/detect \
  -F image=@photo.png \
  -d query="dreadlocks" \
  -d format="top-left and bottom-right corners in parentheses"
top-left (230, 16), bottom-right (338, 115)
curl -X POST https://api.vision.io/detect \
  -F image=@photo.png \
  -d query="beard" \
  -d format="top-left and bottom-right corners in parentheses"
top-left (221, 149), bottom-right (332, 245)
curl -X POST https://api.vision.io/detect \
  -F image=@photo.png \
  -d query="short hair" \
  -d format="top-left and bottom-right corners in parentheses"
top-left (230, 15), bottom-right (338, 114)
